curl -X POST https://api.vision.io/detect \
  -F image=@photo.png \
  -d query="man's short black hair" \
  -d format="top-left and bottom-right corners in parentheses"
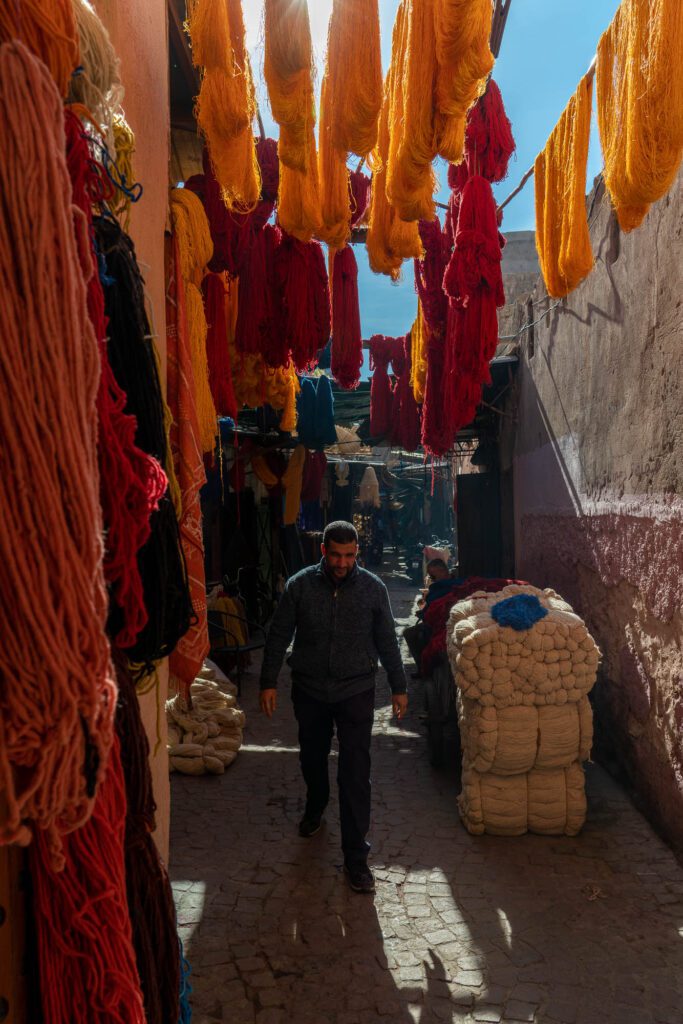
top-left (426, 557), bottom-right (448, 570)
top-left (323, 521), bottom-right (358, 547)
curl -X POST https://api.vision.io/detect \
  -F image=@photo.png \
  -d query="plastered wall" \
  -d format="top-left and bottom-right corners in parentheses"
top-left (508, 171), bottom-right (683, 853)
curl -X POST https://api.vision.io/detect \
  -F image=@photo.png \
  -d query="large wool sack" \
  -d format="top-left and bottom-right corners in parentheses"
top-left (458, 695), bottom-right (593, 775)
top-left (459, 761), bottom-right (587, 836)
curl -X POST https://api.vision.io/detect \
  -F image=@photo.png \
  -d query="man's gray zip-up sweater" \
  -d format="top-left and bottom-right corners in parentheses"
top-left (259, 560), bottom-right (407, 701)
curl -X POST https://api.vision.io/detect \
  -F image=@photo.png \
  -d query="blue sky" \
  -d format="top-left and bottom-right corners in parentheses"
top-left (245, 0), bottom-right (621, 354)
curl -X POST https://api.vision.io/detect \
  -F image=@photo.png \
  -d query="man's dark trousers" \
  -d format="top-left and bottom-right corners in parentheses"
top-left (292, 684), bottom-right (374, 869)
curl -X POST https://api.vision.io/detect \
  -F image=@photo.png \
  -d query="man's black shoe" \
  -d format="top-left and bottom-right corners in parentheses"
top-left (345, 864), bottom-right (375, 894)
top-left (298, 814), bottom-right (323, 838)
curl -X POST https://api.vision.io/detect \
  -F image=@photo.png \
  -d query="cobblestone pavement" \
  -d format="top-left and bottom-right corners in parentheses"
top-left (170, 574), bottom-right (683, 1024)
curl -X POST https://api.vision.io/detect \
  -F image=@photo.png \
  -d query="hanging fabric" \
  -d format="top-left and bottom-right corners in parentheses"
top-left (535, 74), bottom-right (594, 297)
top-left (330, 246), bottom-right (363, 390)
top-left (252, 445), bottom-right (306, 525)
top-left (596, 0), bottom-right (683, 232)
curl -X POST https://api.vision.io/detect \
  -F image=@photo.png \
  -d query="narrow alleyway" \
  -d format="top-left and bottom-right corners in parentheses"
top-left (170, 575), bottom-right (683, 1024)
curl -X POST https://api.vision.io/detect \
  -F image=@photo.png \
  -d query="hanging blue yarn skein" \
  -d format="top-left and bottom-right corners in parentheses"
top-left (178, 938), bottom-right (192, 1024)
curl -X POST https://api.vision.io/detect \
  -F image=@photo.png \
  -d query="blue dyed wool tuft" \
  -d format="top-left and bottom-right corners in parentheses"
top-left (490, 593), bottom-right (548, 631)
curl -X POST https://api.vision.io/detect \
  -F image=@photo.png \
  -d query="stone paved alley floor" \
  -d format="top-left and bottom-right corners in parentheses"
top-left (170, 574), bottom-right (683, 1024)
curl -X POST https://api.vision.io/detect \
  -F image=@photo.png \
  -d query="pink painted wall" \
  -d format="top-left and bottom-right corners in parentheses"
top-left (508, 171), bottom-right (683, 854)
top-left (96, 0), bottom-right (172, 861)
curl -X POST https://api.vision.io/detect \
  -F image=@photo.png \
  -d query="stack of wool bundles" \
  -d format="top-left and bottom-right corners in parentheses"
top-left (167, 661), bottom-right (245, 776)
top-left (447, 585), bottom-right (600, 836)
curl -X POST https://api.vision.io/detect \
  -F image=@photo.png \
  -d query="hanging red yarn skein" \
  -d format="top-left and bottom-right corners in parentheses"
top-left (256, 136), bottom-right (280, 201)
top-left (349, 168), bottom-right (372, 225)
top-left (330, 245), bottom-right (363, 390)
top-left (389, 333), bottom-right (422, 451)
top-left (367, 334), bottom-right (395, 437)
top-left (64, 109), bottom-right (167, 648)
top-left (442, 174), bottom-right (506, 436)
top-left (203, 272), bottom-right (238, 418)
top-left (234, 223), bottom-right (285, 361)
top-left (460, 78), bottom-right (515, 183)
top-left (414, 216), bottom-right (449, 339)
top-left (277, 232), bottom-right (330, 371)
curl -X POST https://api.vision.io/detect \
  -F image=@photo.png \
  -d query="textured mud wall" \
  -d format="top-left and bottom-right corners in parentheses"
top-left (510, 171), bottom-right (683, 853)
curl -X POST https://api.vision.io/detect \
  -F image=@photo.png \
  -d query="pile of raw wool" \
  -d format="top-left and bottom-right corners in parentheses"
top-left (167, 660), bottom-right (245, 776)
top-left (447, 584), bottom-right (600, 837)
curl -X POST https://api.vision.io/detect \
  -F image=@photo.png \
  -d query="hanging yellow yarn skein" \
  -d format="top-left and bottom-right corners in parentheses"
top-left (433, 0), bottom-right (494, 163)
top-left (410, 303), bottom-right (428, 404)
top-left (318, 56), bottom-right (351, 248)
top-left (367, 2), bottom-right (422, 279)
top-left (596, 0), bottom-right (683, 233)
top-left (170, 188), bottom-right (218, 454)
top-left (387, 0), bottom-right (437, 223)
top-left (189, 0), bottom-right (260, 210)
top-left (327, 0), bottom-right (383, 159)
top-left (264, 0), bottom-right (321, 241)
top-left (534, 74), bottom-right (594, 298)
top-left (112, 115), bottom-right (136, 230)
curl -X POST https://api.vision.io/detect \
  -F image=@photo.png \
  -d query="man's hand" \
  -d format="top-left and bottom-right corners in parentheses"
top-left (260, 688), bottom-right (277, 718)
top-left (392, 693), bottom-right (408, 720)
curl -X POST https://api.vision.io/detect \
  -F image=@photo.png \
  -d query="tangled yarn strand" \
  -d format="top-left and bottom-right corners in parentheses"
top-left (596, 0), bottom-right (683, 232)
top-left (0, 41), bottom-right (115, 862)
top-left (534, 74), bottom-right (594, 297)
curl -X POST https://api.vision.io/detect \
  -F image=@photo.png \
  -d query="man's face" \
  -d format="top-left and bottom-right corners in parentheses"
top-left (322, 539), bottom-right (358, 580)
top-left (428, 563), bottom-right (449, 582)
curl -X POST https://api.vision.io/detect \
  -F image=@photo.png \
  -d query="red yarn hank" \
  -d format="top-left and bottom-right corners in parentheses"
top-left (234, 223), bottom-right (285, 362)
top-left (64, 110), bottom-right (167, 648)
top-left (330, 245), bottom-right (363, 390)
top-left (349, 169), bottom-right (371, 226)
top-left (414, 216), bottom-right (449, 339)
top-left (277, 232), bottom-right (331, 372)
top-left (390, 333), bottom-right (421, 451)
top-left (442, 175), bottom-right (506, 439)
top-left (30, 736), bottom-right (146, 1024)
top-left (256, 136), bottom-right (279, 202)
top-left (421, 320), bottom-right (453, 457)
top-left (203, 272), bottom-right (238, 418)
top-left (368, 334), bottom-right (395, 437)
top-left (459, 78), bottom-right (515, 183)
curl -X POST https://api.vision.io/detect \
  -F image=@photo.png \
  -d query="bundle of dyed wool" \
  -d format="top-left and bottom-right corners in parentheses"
top-left (96, 215), bottom-right (194, 677)
top-left (264, 0), bottom-right (321, 240)
top-left (170, 187), bottom-right (217, 453)
top-left (165, 236), bottom-right (210, 700)
top-left (433, 0), bottom-right (494, 163)
top-left (414, 216), bottom-right (449, 339)
top-left (366, 7), bottom-right (422, 280)
top-left (389, 333), bottom-right (422, 451)
top-left (296, 374), bottom-right (337, 449)
top-left (203, 272), bottom-right (238, 418)
top-left (349, 168), bottom-right (372, 225)
top-left (234, 223), bottom-right (285, 363)
top-left (447, 584), bottom-right (601, 836)
top-left (318, 73), bottom-right (352, 249)
top-left (0, 41), bottom-right (114, 859)
top-left (420, 315), bottom-right (452, 457)
top-left (368, 335), bottom-right (396, 437)
top-left (535, 74), bottom-right (594, 298)
top-left (410, 303), bottom-right (429, 405)
top-left (65, 110), bottom-right (167, 649)
top-left (167, 671), bottom-right (246, 776)
top-left (30, 738), bottom-right (146, 1023)
top-left (188, 0), bottom-right (260, 208)
top-left (257, 136), bottom-right (280, 201)
top-left (331, 245), bottom-right (363, 390)
top-left (68, 0), bottom-right (123, 149)
top-left (461, 78), bottom-right (515, 183)
top-left (441, 174), bottom-right (505, 438)
top-left (596, 0), bottom-right (683, 232)
top-left (386, 0), bottom-right (438, 223)
top-left (114, 656), bottom-right (181, 1024)
top-left (0, 0), bottom-right (78, 97)
top-left (276, 232), bottom-right (330, 371)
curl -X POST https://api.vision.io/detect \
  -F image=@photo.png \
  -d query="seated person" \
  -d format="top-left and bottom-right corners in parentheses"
top-left (404, 558), bottom-right (451, 677)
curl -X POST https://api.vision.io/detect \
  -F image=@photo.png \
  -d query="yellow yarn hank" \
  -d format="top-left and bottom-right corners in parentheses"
top-left (433, 0), bottom-right (494, 163)
top-left (190, 0), bottom-right (261, 210)
top-left (280, 366), bottom-right (299, 432)
top-left (111, 114), bottom-right (135, 230)
top-left (596, 0), bottom-right (683, 233)
top-left (318, 63), bottom-right (352, 248)
top-left (282, 444), bottom-right (306, 524)
top-left (185, 282), bottom-right (219, 454)
top-left (169, 187), bottom-right (213, 285)
top-left (534, 74), bottom-right (594, 298)
top-left (387, 0), bottom-right (438, 223)
top-left (410, 302), bottom-right (428, 404)
top-left (367, 4), bottom-right (422, 279)
top-left (327, 0), bottom-right (383, 159)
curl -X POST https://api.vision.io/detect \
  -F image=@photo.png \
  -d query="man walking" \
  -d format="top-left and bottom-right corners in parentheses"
top-left (260, 521), bottom-right (408, 894)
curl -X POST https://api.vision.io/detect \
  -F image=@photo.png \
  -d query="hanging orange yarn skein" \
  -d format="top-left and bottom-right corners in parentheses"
top-left (410, 303), bottom-right (429, 404)
top-left (264, 0), bottom-right (321, 241)
top-left (327, 0), bottom-right (382, 158)
top-left (433, 0), bottom-right (494, 163)
top-left (596, 0), bottom-right (683, 232)
top-left (534, 74), bottom-right (594, 298)
top-left (188, 0), bottom-right (261, 209)
top-left (318, 54), bottom-right (351, 248)
top-left (0, 0), bottom-right (78, 97)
